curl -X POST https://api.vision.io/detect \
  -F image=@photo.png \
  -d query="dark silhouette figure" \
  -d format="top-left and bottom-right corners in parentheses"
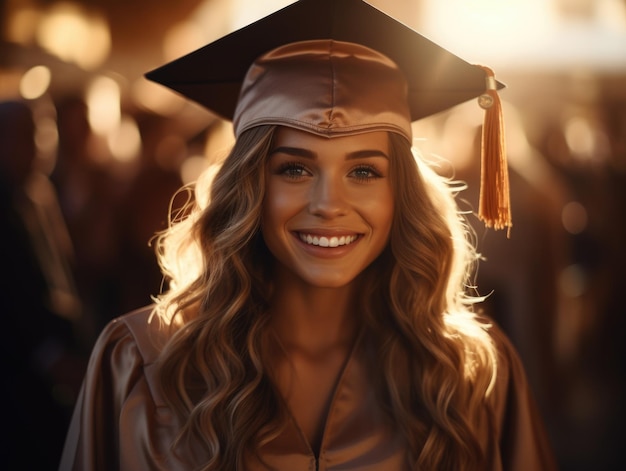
top-left (0, 100), bottom-right (86, 470)
top-left (50, 95), bottom-right (122, 332)
top-left (114, 113), bottom-right (185, 314)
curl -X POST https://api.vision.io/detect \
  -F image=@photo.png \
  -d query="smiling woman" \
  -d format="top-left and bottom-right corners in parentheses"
top-left (262, 128), bottom-right (393, 290)
top-left (59, 1), bottom-right (556, 470)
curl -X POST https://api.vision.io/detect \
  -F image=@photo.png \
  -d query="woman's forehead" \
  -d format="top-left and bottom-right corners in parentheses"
top-left (271, 126), bottom-right (391, 157)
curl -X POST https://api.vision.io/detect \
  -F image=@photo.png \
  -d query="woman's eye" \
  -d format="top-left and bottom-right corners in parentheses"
top-left (350, 165), bottom-right (382, 182)
top-left (277, 162), bottom-right (309, 179)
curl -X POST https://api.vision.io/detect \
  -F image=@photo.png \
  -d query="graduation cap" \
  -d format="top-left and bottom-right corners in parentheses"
top-left (146, 0), bottom-right (511, 232)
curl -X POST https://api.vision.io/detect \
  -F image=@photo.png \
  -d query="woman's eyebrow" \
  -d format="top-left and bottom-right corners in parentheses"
top-left (346, 149), bottom-right (389, 160)
top-left (269, 147), bottom-right (388, 160)
top-left (269, 146), bottom-right (315, 158)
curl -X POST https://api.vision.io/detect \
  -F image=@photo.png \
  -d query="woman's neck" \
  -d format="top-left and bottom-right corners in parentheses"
top-left (268, 272), bottom-right (360, 356)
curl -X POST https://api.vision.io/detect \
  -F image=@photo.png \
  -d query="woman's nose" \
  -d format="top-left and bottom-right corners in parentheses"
top-left (308, 174), bottom-right (348, 219)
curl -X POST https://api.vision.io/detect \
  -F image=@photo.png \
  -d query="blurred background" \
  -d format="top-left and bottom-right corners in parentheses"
top-left (1, 0), bottom-right (624, 469)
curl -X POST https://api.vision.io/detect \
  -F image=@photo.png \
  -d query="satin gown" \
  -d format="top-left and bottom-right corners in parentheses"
top-left (59, 306), bottom-right (557, 470)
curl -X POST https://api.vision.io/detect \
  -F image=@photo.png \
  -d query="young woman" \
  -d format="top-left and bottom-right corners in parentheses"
top-left (60, 1), bottom-right (556, 470)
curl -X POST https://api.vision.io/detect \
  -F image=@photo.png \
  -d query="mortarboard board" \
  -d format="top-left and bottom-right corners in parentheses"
top-left (145, 0), bottom-right (503, 124)
top-left (146, 0), bottom-right (511, 231)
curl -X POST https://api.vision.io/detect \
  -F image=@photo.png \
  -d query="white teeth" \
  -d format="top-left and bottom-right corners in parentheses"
top-left (299, 233), bottom-right (357, 247)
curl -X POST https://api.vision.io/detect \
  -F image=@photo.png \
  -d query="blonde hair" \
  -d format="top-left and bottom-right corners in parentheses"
top-left (152, 126), bottom-right (497, 470)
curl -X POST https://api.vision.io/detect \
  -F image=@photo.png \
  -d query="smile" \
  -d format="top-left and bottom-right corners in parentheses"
top-left (298, 233), bottom-right (359, 248)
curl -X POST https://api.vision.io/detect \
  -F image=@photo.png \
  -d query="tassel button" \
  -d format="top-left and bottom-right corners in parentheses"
top-left (478, 94), bottom-right (494, 109)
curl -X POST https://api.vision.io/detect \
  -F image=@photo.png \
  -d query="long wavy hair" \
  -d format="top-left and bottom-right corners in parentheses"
top-left (152, 125), bottom-right (498, 470)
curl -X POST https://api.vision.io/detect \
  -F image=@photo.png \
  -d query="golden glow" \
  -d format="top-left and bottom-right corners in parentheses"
top-left (86, 76), bottom-right (121, 135)
top-left (419, 0), bottom-right (626, 70)
top-left (163, 21), bottom-right (206, 62)
top-left (132, 78), bottom-right (186, 117)
top-left (564, 115), bottom-right (603, 161)
top-left (204, 120), bottom-right (235, 164)
top-left (180, 155), bottom-right (211, 185)
top-left (420, 0), bottom-right (554, 65)
top-left (36, 2), bottom-right (110, 70)
top-left (230, 0), bottom-right (293, 29)
top-left (19, 65), bottom-right (51, 100)
top-left (5, 7), bottom-right (41, 45)
top-left (107, 115), bottom-right (142, 163)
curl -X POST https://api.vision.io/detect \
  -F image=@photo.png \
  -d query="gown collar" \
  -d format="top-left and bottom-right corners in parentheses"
top-left (258, 334), bottom-right (409, 470)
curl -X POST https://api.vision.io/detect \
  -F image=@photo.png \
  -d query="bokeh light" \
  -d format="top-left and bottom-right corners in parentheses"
top-left (107, 115), bottom-right (142, 163)
top-left (19, 65), bottom-right (51, 100)
top-left (180, 155), bottom-right (211, 185)
top-left (86, 75), bottom-right (121, 135)
top-left (36, 2), bottom-right (111, 70)
top-left (132, 78), bottom-right (186, 117)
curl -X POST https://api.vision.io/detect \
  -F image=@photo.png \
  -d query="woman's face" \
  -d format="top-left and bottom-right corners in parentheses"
top-left (262, 127), bottom-right (394, 289)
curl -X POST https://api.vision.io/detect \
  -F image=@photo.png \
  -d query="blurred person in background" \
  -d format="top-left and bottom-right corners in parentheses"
top-left (50, 94), bottom-right (122, 332)
top-left (0, 99), bottom-right (86, 470)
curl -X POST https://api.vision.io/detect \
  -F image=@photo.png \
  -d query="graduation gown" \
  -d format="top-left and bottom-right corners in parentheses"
top-left (59, 306), bottom-right (557, 470)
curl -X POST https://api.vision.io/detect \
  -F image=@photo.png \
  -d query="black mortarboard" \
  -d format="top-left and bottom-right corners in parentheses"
top-left (145, 0), bottom-right (503, 123)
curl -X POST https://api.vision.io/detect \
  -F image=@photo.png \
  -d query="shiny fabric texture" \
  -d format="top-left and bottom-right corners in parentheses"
top-left (233, 40), bottom-right (413, 142)
top-left (59, 306), bottom-right (557, 470)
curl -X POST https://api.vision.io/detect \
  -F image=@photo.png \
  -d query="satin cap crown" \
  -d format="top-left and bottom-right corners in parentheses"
top-left (234, 40), bottom-right (411, 140)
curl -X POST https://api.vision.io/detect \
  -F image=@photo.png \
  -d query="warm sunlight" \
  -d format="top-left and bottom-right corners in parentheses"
top-left (36, 2), bottom-right (111, 70)
top-left (418, 0), bottom-right (626, 71)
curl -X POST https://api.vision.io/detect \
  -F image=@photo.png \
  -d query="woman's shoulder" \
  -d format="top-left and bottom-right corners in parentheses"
top-left (59, 306), bottom-right (178, 470)
top-left (94, 304), bottom-right (170, 368)
top-left (79, 305), bottom-right (176, 410)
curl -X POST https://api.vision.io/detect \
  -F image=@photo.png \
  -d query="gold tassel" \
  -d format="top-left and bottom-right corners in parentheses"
top-left (476, 65), bottom-right (512, 237)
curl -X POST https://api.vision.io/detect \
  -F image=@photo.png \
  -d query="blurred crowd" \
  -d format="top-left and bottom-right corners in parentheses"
top-left (0, 95), bottom-right (187, 469)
